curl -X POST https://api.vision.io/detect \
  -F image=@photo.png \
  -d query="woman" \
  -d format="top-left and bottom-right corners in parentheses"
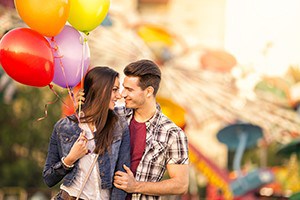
top-left (43, 66), bottom-right (130, 200)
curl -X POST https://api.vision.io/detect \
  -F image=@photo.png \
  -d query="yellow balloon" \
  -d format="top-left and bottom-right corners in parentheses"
top-left (14, 0), bottom-right (70, 37)
top-left (156, 97), bottom-right (186, 128)
top-left (68, 0), bottom-right (110, 34)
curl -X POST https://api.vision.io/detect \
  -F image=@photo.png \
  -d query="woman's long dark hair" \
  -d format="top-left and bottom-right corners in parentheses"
top-left (76, 66), bottom-right (119, 155)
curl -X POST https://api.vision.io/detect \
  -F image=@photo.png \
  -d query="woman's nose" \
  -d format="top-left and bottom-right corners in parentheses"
top-left (121, 90), bottom-right (127, 97)
top-left (116, 91), bottom-right (121, 99)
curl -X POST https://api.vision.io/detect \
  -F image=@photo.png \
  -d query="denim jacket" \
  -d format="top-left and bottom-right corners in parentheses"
top-left (43, 114), bottom-right (130, 200)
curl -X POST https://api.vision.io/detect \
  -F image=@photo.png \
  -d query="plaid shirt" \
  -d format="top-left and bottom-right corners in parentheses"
top-left (115, 104), bottom-right (189, 200)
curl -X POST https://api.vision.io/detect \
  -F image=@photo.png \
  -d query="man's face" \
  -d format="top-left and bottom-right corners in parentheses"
top-left (121, 76), bottom-right (147, 109)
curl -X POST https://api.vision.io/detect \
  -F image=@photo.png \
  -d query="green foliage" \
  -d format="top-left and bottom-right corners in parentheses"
top-left (242, 142), bottom-right (287, 167)
top-left (0, 84), bottom-right (63, 188)
top-left (227, 142), bottom-right (286, 171)
top-left (255, 80), bottom-right (288, 99)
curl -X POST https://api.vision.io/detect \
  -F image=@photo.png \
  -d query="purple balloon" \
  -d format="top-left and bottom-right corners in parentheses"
top-left (47, 25), bottom-right (90, 88)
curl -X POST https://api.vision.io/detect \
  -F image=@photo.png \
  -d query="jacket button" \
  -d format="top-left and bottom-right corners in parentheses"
top-left (99, 160), bottom-right (103, 164)
top-left (101, 172), bottom-right (104, 176)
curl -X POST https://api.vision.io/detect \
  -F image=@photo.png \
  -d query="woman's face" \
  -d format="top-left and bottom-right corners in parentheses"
top-left (109, 77), bottom-right (121, 110)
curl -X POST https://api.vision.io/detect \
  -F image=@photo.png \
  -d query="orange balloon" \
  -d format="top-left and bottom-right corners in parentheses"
top-left (61, 83), bottom-right (81, 116)
top-left (15, 0), bottom-right (70, 37)
top-left (200, 50), bottom-right (237, 72)
top-left (136, 24), bottom-right (174, 46)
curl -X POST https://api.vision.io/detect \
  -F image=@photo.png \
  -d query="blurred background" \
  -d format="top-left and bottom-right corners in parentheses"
top-left (1, 0), bottom-right (300, 199)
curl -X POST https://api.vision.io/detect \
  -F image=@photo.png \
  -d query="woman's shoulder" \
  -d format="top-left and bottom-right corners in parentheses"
top-left (114, 106), bottom-right (126, 116)
top-left (55, 115), bottom-right (71, 125)
top-left (118, 114), bottom-right (127, 125)
top-left (54, 115), bottom-right (78, 130)
top-left (112, 115), bottom-right (128, 139)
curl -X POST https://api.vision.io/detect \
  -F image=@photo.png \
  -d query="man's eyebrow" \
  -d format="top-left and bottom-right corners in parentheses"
top-left (123, 86), bottom-right (133, 90)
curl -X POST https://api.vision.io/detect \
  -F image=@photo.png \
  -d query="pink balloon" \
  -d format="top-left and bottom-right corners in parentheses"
top-left (47, 25), bottom-right (90, 88)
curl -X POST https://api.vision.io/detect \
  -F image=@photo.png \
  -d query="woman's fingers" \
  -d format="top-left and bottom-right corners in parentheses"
top-left (77, 131), bottom-right (88, 143)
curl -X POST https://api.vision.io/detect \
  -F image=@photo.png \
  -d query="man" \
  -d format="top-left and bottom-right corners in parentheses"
top-left (113, 59), bottom-right (189, 199)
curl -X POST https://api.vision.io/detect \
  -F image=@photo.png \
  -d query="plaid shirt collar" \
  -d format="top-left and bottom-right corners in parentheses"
top-left (123, 103), bottom-right (162, 131)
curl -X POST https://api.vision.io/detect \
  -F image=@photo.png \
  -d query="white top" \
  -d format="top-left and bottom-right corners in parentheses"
top-left (61, 123), bottom-right (110, 200)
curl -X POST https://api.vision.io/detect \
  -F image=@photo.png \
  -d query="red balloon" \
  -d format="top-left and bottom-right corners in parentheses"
top-left (0, 28), bottom-right (54, 87)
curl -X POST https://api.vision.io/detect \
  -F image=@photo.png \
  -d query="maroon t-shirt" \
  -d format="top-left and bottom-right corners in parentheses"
top-left (126, 117), bottom-right (147, 200)
top-left (129, 117), bottom-right (147, 175)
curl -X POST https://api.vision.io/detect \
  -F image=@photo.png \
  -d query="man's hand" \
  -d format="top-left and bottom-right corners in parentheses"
top-left (114, 164), bottom-right (189, 196)
top-left (114, 165), bottom-right (137, 193)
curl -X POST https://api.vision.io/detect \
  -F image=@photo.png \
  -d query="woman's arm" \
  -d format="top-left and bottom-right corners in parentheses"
top-left (42, 126), bottom-right (71, 187)
top-left (116, 125), bottom-right (131, 170)
top-left (111, 123), bottom-right (131, 199)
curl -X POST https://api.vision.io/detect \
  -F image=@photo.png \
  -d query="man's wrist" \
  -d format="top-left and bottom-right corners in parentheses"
top-left (134, 181), bottom-right (142, 193)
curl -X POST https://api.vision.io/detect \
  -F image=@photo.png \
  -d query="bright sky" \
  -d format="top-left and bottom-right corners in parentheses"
top-left (225, 0), bottom-right (300, 76)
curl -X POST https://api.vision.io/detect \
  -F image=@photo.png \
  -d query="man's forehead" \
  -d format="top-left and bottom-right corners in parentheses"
top-left (123, 76), bottom-right (140, 86)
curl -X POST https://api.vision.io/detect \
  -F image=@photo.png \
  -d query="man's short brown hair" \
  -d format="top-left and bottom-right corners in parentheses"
top-left (124, 59), bottom-right (161, 95)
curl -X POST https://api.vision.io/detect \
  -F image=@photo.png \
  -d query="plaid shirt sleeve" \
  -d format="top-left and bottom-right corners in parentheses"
top-left (166, 127), bottom-right (189, 165)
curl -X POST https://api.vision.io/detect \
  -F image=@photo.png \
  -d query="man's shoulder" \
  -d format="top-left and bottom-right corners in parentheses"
top-left (159, 112), bottom-right (180, 127)
top-left (157, 112), bottom-right (185, 135)
top-left (154, 104), bottom-right (183, 131)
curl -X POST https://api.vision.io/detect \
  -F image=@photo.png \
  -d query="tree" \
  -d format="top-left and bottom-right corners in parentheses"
top-left (0, 82), bottom-right (64, 189)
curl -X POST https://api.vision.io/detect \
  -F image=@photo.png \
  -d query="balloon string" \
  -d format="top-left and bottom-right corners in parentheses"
top-left (36, 84), bottom-right (74, 121)
top-left (36, 84), bottom-right (59, 121)
top-left (78, 34), bottom-right (88, 118)
top-left (48, 83), bottom-right (70, 109)
top-left (66, 86), bottom-right (81, 123)
top-left (50, 37), bottom-right (71, 89)
top-left (36, 97), bottom-right (58, 121)
top-left (49, 37), bottom-right (81, 123)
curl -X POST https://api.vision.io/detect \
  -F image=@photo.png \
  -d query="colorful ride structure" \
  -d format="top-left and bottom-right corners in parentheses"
top-left (189, 123), bottom-right (274, 200)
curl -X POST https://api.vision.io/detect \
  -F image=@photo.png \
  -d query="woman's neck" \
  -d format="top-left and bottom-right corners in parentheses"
top-left (88, 123), bottom-right (95, 132)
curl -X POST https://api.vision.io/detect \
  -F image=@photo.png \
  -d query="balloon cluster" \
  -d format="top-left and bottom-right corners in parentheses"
top-left (0, 0), bottom-right (110, 88)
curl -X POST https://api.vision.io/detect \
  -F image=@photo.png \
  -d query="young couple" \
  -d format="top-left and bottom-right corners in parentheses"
top-left (43, 59), bottom-right (189, 200)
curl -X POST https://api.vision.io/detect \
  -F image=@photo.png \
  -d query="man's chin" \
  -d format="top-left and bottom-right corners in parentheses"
top-left (124, 102), bottom-right (134, 109)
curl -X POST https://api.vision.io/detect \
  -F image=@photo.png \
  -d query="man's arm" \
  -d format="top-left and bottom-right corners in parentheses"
top-left (114, 163), bottom-right (189, 196)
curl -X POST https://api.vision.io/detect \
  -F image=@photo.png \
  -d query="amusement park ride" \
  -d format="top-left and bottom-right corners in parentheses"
top-left (217, 123), bottom-right (274, 198)
top-left (2, 2), bottom-right (300, 199)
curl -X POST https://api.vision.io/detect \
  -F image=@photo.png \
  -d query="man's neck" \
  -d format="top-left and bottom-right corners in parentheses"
top-left (134, 100), bottom-right (156, 123)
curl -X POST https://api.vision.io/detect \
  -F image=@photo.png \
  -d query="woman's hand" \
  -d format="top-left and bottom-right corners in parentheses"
top-left (63, 131), bottom-right (88, 166)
